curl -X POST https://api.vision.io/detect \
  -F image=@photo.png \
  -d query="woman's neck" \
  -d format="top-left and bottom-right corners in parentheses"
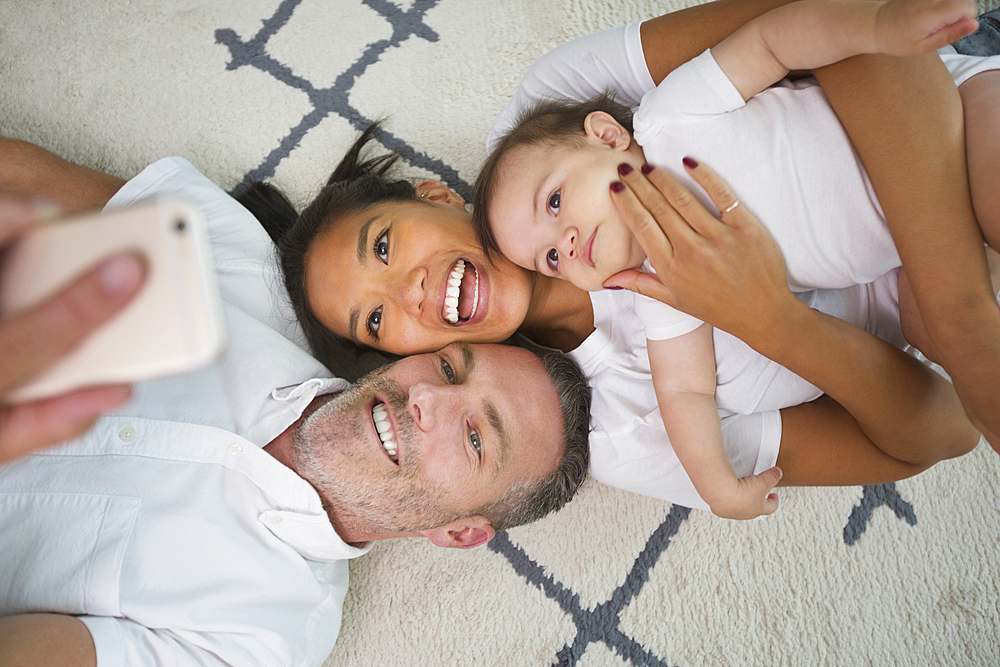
top-left (520, 274), bottom-right (595, 353)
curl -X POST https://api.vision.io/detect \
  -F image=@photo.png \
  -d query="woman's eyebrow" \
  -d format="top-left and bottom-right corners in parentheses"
top-left (356, 214), bottom-right (380, 262)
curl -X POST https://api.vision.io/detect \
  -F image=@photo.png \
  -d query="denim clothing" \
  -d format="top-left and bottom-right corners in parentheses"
top-left (953, 8), bottom-right (1000, 56)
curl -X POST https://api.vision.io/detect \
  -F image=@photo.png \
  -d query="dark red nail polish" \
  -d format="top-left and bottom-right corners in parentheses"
top-left (640, 164), bottom-right (655, 175)
top-left (617, 163), bottom-right (633, 176)
top-left (610, 181), bottom-right (626, 193)
top-left (605, 286), bottom-right (623, 290)
top-left (682, 157), bottom-right (698, 169)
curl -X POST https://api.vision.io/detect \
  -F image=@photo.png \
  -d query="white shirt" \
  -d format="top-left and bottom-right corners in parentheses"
top-left (0, 158), bottom-right (369, 667)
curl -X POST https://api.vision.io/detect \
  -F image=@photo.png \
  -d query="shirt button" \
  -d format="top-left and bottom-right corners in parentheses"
top-left (275, 389), bottom-right (290, 398)
top-left (228, 442), bottom-right (244, 456)
top-left (118, 427), bottom-right (137, 443)
top-left (267, 515), bottom-right (283, 526)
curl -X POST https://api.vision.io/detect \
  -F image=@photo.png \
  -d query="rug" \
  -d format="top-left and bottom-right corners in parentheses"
top-left (2, 1), bottom-right (999, 666)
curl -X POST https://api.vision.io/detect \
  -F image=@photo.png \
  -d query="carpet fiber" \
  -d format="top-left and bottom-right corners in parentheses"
top-left (3, 1), bottom-right (999, 665)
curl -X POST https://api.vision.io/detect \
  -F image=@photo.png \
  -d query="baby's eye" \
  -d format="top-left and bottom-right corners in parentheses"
top-left (546, 190), bottom-right (561, 216)
top-left (366, 306), bottom-right (383, 341)
top-left (546, 248), bottom-right (559, 272)
top-left (469, 430), bottom-right (482, 458)
top-left (374, 230), bottom-right (389, 264)
top-left (441, 359), bottom-right (455, 384)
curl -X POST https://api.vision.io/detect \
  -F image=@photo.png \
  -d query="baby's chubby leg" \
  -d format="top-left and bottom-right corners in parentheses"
top-left (959, 70), bottom-right (1000, 252)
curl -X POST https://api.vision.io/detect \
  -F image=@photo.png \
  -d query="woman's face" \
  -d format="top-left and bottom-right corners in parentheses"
top-left (306, 196), bottom-right (535, 355)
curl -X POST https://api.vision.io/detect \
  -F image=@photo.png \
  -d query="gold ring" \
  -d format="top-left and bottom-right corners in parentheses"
top-left (721, 199), bottom-right (740, 215)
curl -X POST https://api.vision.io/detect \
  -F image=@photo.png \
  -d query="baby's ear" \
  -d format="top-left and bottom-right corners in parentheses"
top-left (584, 111), bottom-right (630, 151)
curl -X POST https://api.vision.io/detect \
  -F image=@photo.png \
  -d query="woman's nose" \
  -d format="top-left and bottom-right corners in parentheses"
top-left (556, 227), bottom-right (578, 260)
top-left (394, 267), bottom-right (426, 315)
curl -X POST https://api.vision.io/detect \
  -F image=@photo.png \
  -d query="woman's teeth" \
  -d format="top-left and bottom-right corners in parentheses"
top-left (372, 402), bottom-right (397, 463)
top-left (445, 259), bottom-right (466, 324)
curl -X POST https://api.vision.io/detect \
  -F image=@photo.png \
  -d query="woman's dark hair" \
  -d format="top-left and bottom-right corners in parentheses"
top-left (236, 122), bottom-right (417, 378)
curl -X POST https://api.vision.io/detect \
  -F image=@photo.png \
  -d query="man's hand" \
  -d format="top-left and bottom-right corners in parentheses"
top-left (0, 195), bottom-right (144, 464)
top-left (875, 0), bottom-right (979, 56)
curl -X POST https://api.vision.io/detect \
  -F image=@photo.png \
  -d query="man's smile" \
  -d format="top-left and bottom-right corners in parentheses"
top-left (371, 401), bottom-right (400, 464)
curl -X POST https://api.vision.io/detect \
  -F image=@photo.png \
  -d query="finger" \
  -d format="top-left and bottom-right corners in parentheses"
top-left (603, 268), bottom-right (678, 307)
top-left (680, 158), bottom-right (745, 227)
top-left (921, 18), bottom-right (979, 49)
top-left (759, 493), bottom-right (780, 516)
top-left (0, 384), bottom-right (132, 463)
top-left (609, 175), bottom-right (678, 267)
top-left (755, 465), bottom-right (784, 490)
top-left (0, 252), bottom-right (145, 393)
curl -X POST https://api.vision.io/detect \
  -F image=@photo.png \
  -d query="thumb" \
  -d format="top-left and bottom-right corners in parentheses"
top-left (756, 466), bottom-right (783, 491)
top-left (604, 269), bottom-right (676, 305)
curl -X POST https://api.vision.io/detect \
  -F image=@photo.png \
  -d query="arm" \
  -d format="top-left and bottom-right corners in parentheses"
top-left (713, 0), bottom-right (978, 100)
top-left (606, 162), bottom-right (979, 475)
top-left (648, 325), bottom-right (781, 518)
top-left (0, 614), bottom-right (97, 667)
top-left (814, 53), bottom-right (1000, 449)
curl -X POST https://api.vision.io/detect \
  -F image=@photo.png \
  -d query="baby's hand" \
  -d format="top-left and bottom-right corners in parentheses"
top-left (709, 466), bottom-right (782, 520)
top-left (875, 0), bottom-right (979, 56)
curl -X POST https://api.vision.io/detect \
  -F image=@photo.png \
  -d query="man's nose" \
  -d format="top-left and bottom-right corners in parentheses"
top-left (393, 267), bottom-right (426, 316)
top-left (556, 226), bottom-right (578, 260)
top-left (407, 381), bottom-right (458, 433)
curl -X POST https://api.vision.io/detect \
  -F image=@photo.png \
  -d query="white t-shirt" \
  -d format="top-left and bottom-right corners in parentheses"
top-left (0, 158), bottom-right (368, 667)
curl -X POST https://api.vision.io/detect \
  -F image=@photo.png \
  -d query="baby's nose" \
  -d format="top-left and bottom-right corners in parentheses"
top-left (557, 227), bottom-right (578, 259)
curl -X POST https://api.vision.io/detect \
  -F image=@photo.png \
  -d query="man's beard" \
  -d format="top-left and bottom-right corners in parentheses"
top-left (291, 369), bottom-right (465, 535)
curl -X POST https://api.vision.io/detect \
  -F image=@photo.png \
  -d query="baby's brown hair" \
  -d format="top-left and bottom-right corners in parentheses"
top-left (472, 92), bottom-right (634, 260)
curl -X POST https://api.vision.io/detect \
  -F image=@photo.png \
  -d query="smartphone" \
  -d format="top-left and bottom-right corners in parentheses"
top-left (0, 199), bottom-right (226, 403)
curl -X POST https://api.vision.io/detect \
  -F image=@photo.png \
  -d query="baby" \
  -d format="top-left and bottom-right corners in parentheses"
top-left (473, 0), bottom-right (999, 519)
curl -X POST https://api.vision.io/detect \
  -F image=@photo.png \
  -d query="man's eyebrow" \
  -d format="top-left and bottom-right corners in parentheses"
top-left (486, 401), bottom-right (509, 480)
top-left (458, 343), bottom-right (509, 478)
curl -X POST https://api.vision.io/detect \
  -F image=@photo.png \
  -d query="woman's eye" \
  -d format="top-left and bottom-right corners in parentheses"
top-left (546, 190), bottom-right (561, 216)
top-left (469, 431), bottom-right (482, 458)
top-left (441, 360), bottom-right (455, 384)
top-left (366, 306), bottom-right (383, 340)
top-left (374, 230), bottom-right (389, 264)
top-left (546, 248), bottom-right (559, 272)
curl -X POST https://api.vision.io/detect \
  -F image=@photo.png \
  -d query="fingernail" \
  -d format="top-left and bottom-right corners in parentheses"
top-left (682, 157), bottom-right (698, 169)
top-left (98, 253), bottom-right (143, 297)
top-left (617, 163), bottom-right (633, 176)
top-left (640, 164), bottom-right (655, 175)
top-left (604, 286), bottom-right (623, 290)
top-left (610, 181), bottom-right (626, 193)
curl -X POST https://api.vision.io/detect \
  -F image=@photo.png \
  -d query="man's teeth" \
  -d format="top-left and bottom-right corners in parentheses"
top-left (372, 402), bottom-right (397, 463)
top-left (445, 259), bottom-right (466, 324)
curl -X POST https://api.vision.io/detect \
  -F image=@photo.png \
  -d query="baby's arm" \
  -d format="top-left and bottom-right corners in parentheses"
top-left (648, 324), bottom-right (781, 519)
top-left (713, 0), bottom-right (979, 100)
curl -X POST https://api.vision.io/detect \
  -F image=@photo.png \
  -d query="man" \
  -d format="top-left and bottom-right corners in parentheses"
top-left (0, 150), bottom-right (591, 666)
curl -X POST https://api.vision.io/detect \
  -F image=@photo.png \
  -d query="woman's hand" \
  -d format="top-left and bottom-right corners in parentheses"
top-left (604, 160), bottom-right (797, 342)
top-left (0, 195), bottom-right (143, 465)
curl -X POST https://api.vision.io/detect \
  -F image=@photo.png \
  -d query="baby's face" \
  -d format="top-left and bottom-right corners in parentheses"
top-left (487, 139), bottom-right (646, 291)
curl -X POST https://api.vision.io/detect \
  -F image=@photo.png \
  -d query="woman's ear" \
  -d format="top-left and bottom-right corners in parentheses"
top-left (583, 111), bottom-right (631, 151)
top-left (415, 180), bottom-right (467, 210)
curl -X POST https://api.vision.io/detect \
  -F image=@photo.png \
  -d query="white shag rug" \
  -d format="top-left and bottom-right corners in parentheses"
top-left (3, 1), bottom-right (999, 666)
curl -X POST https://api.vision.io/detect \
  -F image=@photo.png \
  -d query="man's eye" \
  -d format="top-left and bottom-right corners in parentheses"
top-left (367, 306), bottom-right (382, 341)
top-left (374, 230), bottom-right (389, 264)
top-left (546, 248), bottom-right (559, 272)
top-left (546, 190), bottom-right (561, 215)
top-left (441, 360), bottom-right (455, 384)
top-left (469, 431), bottom-right (482, 458)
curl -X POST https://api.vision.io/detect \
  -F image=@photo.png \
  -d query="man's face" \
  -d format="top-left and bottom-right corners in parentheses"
top-left (292, 342), bottom-right (564, 539)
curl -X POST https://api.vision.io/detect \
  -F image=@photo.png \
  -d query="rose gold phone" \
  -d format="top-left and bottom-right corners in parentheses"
top-left (1, 199), bottom-right (226, 403)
